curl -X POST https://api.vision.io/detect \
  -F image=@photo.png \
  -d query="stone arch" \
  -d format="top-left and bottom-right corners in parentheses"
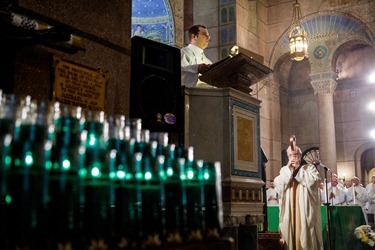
top-left (272, 51), bottom-right (312, 91)
top-left (272, 53), bottom-right (292, 87)
top-left (331, 39), bottom-right (375, 72)
top-left (269, 10), bottom-right (375, 70)
top-left (354, 142), bottom-right (375, 183)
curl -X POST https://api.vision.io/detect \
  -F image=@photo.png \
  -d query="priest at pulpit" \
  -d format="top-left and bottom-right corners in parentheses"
top-left (180, 25), bottom-right (213, 88)
top-left (274, 145), bottom-right (323, 250)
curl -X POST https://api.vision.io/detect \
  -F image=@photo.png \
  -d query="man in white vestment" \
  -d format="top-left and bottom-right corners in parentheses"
top-left (346, 176), bottom-right (368, 224)
top-left (319, 182), bottom-right (326, 204)
top-left (367, 183), bottom-right (375, 226)
top-left (180, 25), bottom-right (213, 88)
top-left (327, 176), bottom-right (346, 205)
top-left (365, 175), bottom-right (375, 214)
top-left (266, 180), bottom-right (279, 206)
top-left (365, 175), bottom-right (375, 192)
top-left (274, 146), bottom-right (323, 250)
top-left (326, 173), bottom-right (345, 190)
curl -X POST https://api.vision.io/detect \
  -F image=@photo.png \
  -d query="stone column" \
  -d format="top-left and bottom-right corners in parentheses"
top-left (310, 73), bottom-right (337, 173)
top-left (255, 77), bottom-right (282, 179)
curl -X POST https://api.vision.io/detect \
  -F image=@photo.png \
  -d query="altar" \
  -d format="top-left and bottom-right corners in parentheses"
top-left (267, 205), bottom-right (367, 250)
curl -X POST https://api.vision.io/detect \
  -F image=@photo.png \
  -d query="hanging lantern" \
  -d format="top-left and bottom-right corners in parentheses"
top-left (289, 1), bottom-right (308, 61)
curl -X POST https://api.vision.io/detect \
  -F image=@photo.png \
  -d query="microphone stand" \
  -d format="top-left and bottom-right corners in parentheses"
top-left (314, 161), bottom-right (332, 250)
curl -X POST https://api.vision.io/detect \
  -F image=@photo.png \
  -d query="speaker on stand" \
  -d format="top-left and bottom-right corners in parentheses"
top-left (130, 36), bottom-right (184, 146)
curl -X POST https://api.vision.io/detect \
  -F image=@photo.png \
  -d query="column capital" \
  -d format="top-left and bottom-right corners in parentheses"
top-left (310, 72), bottom-right (337, 95)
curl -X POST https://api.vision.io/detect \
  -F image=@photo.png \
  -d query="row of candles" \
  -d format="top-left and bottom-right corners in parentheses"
top-left (0, 92), bottom-right (223, 249)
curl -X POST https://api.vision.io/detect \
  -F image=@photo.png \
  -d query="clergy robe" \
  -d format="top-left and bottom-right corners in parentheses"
top-left (327, 185), bottom-right (346, 205)
top-left (346, 185), bottom-right (368, 224)
top-left (266, 187), bottom-right (279, 206)
top-left (274, 164), bottom-right (323, 250)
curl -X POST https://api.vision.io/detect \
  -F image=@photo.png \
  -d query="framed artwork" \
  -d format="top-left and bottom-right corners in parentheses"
top-left (230, 98), bottom-right (261, 178)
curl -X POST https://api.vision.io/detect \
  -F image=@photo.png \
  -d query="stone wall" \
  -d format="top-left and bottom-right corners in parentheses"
top-left (8, 0), bottom-right (132, 115)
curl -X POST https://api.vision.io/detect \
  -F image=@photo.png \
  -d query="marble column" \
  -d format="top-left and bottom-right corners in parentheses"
top-left (310, 73), bottom-right (338, 173)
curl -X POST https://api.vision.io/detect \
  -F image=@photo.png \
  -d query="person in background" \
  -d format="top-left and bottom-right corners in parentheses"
top-left (274, 145), bottom-right (323, 250)
top-left (366, 176), bottom-right (375, 192)
top-left (338, 178), bottom-right (346, 190)
top-left (319, 182), bottom-right (326, 204)
top-left (180, 25), bottom-right (212, 88)
top-left (327, 176), bottom-right (346, 205)
top-left (132, 24), bottom-right (145, 37)
top-left (367, 182), bottom-right (375, 227)
top-left (346, 176), bottom-right (368, 224)
top-left (366, 175), bottom-right (375, 214)
top-left (326, 173), bottom-right (345, 190)
top-left (266, 180), bottom-right (279, 206)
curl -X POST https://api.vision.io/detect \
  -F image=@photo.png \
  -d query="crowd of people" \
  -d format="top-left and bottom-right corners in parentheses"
top-left (267, 174), bottom-right (375, 223)
top-left (265, 144), bottom-right (375, 250)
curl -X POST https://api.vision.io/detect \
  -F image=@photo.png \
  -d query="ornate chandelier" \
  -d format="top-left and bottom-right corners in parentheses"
top-left (289, 0), bottom-right (308, 61)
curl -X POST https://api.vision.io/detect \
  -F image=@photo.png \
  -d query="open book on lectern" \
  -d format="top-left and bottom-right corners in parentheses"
top-left (199, 51), bottom-right (273, 92)
top-left (207, 55), bottom-right (232, 71)
top-left (199, 52), bottom-right (249, 88)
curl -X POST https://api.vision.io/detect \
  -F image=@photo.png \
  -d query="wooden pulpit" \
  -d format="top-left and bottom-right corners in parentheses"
top-left (185, 53), bottom-right (273, 249)
top-left (199, 52), bottom-right (273, 94)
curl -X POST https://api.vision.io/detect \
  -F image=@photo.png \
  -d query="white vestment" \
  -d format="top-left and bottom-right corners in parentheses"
top-left (367, 185), bottom-right (375, 224)
top-left (366, 183), bottom-right (375, 213)
top-left (266, 187), bottom-right (279, 206)
top-left (180, 44), bottom-right (212, 88)
top-left (327, 186), bottom-right (346, 205)
top-left (347, 185), bottom-right (369, 224)
top-left (274, 164), bottom-right (323, 250)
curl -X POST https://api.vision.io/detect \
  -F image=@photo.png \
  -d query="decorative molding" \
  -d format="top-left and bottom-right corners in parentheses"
top-left (311, 77), bottom-right (337, 94)
top-left (222, 185), bottom-right (263, 203)
top-left (313, 45), bottom-right (328, 60)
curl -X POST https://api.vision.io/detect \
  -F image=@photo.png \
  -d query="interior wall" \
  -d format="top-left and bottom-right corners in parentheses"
top-left (7, 0), bottom-right (132, 115)
top-left (5, 0), bottom-right (375, 185)
top-left (264, 0), bottom-right (375, 182)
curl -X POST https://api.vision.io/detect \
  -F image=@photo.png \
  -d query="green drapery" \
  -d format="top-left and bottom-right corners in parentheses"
top-left (267, 205), bottom-right (367, 250)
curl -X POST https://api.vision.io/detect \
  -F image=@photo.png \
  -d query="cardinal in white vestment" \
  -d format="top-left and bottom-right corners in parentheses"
top-left (274, 146), bottom-right (323, 250)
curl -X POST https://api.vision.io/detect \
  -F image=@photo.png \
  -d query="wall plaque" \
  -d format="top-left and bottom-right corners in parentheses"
top-left (230, 98), bottom-right (260, 177)
top-left (52, 55), bottom-right (109, 111)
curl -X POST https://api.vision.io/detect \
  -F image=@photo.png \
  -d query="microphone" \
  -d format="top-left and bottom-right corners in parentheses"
top-left (319, 163), bottom-right (331, 172)
top-left (312, 160), bottom-right (332, 172)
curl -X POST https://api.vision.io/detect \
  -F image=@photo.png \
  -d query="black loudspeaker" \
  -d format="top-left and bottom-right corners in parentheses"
top-left (130, 36), bottom-right (183, 140)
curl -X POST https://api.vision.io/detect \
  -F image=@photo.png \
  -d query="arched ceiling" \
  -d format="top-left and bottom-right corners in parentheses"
top-left (335, 44), bottom-right (375, 81)
top-left (271, 11), bottom-right (375, 91)
top-left (132, 0), bottom-right (168, 19)
top-left (270, 11), bottom-right (375, 69)
top-left (277, 45), bottom-right (375, 91)
top-left (131, 0), bottom-right (175, 45)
